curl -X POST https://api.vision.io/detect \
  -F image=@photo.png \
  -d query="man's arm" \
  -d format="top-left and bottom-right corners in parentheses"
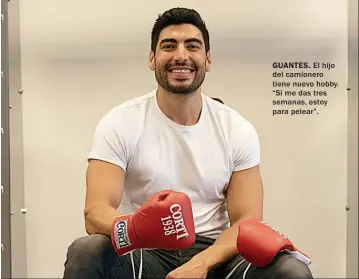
top-left (84, 159), bottom-right (126, 236)
top-left (191, 164), bottom-right (264, 269)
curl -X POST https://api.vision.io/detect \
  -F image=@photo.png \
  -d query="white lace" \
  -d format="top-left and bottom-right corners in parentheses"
top-left (130, 249), bottom-right (143, 279)
top-left (283, 249), bottom-right (311, 265)
top-left (128, 249), bottom-right (252, 279)
top-left (224, 259), bottom-right (251, 279)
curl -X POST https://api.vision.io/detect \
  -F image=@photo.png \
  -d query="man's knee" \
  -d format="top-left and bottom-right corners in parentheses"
top-left (64, 234), bottom-right (114, 278)
top-left (269, 253), bottom-right (313, 279)
top-left (66, 234), bottom-right (111, 262)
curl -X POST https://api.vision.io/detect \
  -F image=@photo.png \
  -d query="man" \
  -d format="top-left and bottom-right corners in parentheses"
top-left (63, 7), bottom-right (313, 279)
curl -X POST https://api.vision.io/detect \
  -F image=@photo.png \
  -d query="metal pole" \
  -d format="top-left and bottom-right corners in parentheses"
top-left (1, 0), bottom-right (12, 277)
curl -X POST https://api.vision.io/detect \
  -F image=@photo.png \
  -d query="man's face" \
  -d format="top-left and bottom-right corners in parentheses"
top-left (149, 24), bottom-right (211, 95)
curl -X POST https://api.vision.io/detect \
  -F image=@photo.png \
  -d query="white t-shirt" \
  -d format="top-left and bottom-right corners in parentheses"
top-left (88, 90), bottom-right (260, 239)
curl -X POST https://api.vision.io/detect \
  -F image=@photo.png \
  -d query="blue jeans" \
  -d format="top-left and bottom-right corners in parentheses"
top-left (63, 234), bottom-right (313, 279)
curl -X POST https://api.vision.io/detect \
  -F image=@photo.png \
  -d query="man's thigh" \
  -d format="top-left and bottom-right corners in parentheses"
top-left (210, 253), bottom-right (313, 279)
top-left (112, 248), bottom-right (179, 279)
top-left (64, 234), bottom-right (179, 279)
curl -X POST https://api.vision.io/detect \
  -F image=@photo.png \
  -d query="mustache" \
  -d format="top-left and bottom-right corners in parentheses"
top-left (164, 62), bottom-right (196, 71)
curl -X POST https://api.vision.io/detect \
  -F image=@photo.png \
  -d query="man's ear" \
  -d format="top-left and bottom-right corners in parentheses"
top-left (205, 51), bottom-right (212, 72)
top-left (149, 51), bottom-right (155, 71)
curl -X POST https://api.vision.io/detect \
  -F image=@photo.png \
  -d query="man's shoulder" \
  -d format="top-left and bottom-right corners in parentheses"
top-left (203, 95), bottom-right (253, 128)
top-left (203, 95), bottom-right (260, 164)
top-left (103, 90), bottom-right (156, 119)
top-left (94, 90), bottom-right (156, 137)
top-left (113, 90), bottom-right (156, 112)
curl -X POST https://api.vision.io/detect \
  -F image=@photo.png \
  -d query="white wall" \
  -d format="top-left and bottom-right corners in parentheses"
top-left (16, 0), bottom-right (348, 277)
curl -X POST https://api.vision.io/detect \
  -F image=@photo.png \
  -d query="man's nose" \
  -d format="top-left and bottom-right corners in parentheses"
top-left (173, 45), bottom-right (189, 62)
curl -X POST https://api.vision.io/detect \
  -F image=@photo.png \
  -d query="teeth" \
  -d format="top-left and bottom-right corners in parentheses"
top-left (172, 69), bottom-right (191, 73)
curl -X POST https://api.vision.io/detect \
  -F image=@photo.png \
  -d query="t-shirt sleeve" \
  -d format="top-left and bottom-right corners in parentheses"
top-left (87, 111), bottom-right (129, 171)
top-left (231, 119), bottom-right (261, 172)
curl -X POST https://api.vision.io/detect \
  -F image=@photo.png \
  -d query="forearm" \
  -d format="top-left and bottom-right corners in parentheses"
top-left (84, 205), bottom-right (123, 236)
top-left (192, 221), bottom-right (240, 270)
top-left (193, 212), bottom-right (262, 270)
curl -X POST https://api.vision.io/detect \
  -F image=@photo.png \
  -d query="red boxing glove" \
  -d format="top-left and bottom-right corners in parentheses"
top-left (111, 190), bottom-right (195, 255)
top-left (237, 219), bottom-right (311, 267)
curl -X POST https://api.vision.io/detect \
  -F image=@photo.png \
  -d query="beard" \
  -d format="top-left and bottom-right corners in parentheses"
top-left (154, 60), bottom-right (206, 95)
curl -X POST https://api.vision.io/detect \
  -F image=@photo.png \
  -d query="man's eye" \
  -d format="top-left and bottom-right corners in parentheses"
top-left (188, 44), bottom-right (200, 49)
top-left (162, 44), bottom-right (175, 49)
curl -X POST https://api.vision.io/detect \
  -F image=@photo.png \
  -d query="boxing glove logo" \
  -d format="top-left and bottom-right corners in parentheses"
top-left (114, 220), bottom-right (132, 249)
top-left (260, 221), bottom-right (288, 239)
top-left (160, 204), bottom-right (189, 240)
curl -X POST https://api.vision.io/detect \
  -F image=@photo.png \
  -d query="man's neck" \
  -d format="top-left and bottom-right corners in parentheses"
top-left (156, 87), bottom-right (203, 126)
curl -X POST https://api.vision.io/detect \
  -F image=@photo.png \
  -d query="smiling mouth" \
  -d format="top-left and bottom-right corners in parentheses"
top-left (168, 68), bottom-right (195, 74)
top-left (168, 68), bottom-right (195, 80)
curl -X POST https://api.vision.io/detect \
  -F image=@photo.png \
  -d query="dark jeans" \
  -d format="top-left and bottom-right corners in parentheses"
top-left (63, 234), bottom-right (313, 279)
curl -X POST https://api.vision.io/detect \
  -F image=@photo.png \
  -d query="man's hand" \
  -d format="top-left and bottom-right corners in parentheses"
top-left (166, 256), bottom-right (209, 279)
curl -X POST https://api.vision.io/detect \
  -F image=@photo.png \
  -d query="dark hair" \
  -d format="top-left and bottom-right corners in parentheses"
top-left (211, 97), bottom-right (224, 104)
top-left (151, 7), bottom-right (210, 53)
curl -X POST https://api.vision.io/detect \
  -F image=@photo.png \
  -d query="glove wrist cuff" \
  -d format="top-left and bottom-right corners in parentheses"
top-left (111, 214), bottom-right (137, 255)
